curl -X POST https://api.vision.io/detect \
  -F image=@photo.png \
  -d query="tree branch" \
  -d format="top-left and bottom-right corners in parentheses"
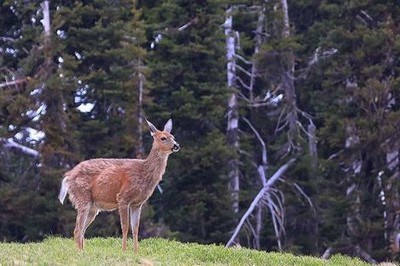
top-left (0, 36), bottom-right (17, 42)
top-left (236, 76), bottom-right (252, 91)
top-left (150, 17), bottom-right (198, 49)
top-left (177, 17), bottom-right (198, 32)
top-left (235, 64), bottom-right (253, 77)
top-left (40, 1), bottom-right (51, 37)
top-left (243, 117), bottom-right (267, 169)
top-left (226, 158), bottom-right (296, 247)
top-left (1, 138), bottom-right (40, 158)
top-left (234, 54), bottom-right (252, 65)
top-left (0, 78), bottom-right (29, 89)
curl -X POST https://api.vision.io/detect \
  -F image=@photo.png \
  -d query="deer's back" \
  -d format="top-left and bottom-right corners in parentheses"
top-left (65, 158), bottom-right (143, 187)
top-left (65, 158), bottom-right (146, 209)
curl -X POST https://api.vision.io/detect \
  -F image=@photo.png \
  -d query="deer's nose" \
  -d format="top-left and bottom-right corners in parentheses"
top-left (172, 142), bottom-right (180, 152)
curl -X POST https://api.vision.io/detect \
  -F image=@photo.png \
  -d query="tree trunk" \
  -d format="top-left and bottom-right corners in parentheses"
top-left (227, 94), bottom-right (239, 214)
top-left (225, 9), bottom-right (240, 216)
top-left (385, 142), bottom-right (400, 254)
top-left (279, 0), bottom-right (299, 150)
top-left (249, 7), bottom-right (265, 103)
top-left (136, 59), bottom-right (145, 158)
top-left (308, 121), bottom-right (318, 173)
top-left (39, 0), bottom-right (72, 175)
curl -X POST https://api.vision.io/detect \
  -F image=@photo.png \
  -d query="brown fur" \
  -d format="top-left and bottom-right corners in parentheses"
top-left (59, 119), bottom-right (179, 252)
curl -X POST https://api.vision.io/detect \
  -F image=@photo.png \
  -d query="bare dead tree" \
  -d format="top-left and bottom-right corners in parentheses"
top-left (243, 117), bottom-right (268, 249)
top-left (382, 132), bottom-right (400, 255)
top-left (308, 120), bottom-right (318, 173)
top-left (136, 59), bottom-right (145, 158)
top-left (224, 5), bottom-right (267, 221)
top-left (225, 8), bottom-right (240, 216)
top-left (226, 158), bottom-right (296, 248)
top-left (276, 0), bottom-right (300, 152)
top-left (248, 7), bottom-right (265, 102)
top-left (223, 2), bottom-right (324, 251)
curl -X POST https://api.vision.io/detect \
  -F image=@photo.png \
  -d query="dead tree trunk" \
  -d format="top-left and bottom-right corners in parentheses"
top-left (136, 59), bottom-right (145, 158)
top-left (226, 158), bottom-right (295, 248)
top-left (385, 141), bottom-right (400, 255)
top-left (308, 121), bottom-right (318, 173)
top-left (280, 0), bottom-right (299, 150)
top-left (225, 8), bottom-right (240, 216)
top-left (248, 7), bottom-right (265, 103)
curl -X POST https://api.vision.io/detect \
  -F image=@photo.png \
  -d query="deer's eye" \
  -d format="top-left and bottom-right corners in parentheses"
top-left (161, 137), bottom-right (167, 141)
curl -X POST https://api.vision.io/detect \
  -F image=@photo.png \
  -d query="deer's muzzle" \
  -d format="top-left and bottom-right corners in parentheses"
top-left (172, 143), bottom-right (180, 152)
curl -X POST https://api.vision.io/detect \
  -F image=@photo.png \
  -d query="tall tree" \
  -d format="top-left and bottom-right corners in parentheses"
top-left (53, 0), bottom-right (149, 237)
top-left (0, 0), bottom-right (78, 241)
top-left (142, 0), bottom-right (235, 244)
top-left (225, 5), bottom-right (240, 220)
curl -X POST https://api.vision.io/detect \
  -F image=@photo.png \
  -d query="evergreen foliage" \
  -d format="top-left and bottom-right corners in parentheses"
top-left (144, 0), bottom-right (234, 243)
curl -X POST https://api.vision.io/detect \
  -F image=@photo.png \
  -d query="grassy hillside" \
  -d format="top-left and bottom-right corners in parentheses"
top-left (0, 237), bottom-right (370, 265)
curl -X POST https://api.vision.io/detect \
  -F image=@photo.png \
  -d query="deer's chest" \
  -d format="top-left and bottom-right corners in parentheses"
top-left (118, 176), bottom-right (160, 206)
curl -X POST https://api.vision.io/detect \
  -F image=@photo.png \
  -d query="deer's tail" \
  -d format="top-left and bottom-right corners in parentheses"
top-left (58, 176), bottom-right (69, 204)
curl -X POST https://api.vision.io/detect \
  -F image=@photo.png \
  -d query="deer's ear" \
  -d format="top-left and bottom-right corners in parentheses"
top-left (146, 119), bottom-right (158, 136)
top-left (163, 119), bottom-right (173, 133)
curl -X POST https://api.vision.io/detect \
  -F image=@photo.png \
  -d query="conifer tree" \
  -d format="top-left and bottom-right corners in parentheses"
top-left (0, 0), bottom-right (77, 241)
top-left (142, 0), bottom-right (235, 244)
top-left (53, 0), bottom-right (149, 236)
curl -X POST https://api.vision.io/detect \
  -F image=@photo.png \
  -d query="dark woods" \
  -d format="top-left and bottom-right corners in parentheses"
top-left (0, 0), bottom-right (399, 263)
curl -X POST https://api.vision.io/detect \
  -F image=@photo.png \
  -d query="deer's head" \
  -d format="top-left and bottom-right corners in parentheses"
top-left (146, 119), bottom-right (180, 154)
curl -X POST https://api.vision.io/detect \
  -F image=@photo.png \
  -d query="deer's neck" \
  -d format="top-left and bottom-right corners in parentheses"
top-left (143, 147), bottom-right (169, 182)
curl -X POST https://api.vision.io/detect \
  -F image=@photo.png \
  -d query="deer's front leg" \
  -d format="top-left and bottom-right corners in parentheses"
top-left (118, 204), bottom-right (129, 251)
top-left (130, 205), bottom-right (142, 254)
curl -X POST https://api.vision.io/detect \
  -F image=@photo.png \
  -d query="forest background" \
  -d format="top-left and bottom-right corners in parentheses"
top-left (1, 0), bottom-right (399, 263)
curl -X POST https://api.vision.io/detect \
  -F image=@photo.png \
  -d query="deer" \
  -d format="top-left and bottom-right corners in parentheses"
top-left (58, 118), bottom-right (180, 253)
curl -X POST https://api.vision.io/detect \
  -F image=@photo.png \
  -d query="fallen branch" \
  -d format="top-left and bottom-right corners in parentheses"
top-left (226, 158), bottom-right (296, 247)
top-left (321, 245), bottom-right (377, 263)
top-left (355, 245), bottom-right (377, 264)
top-left (321, 247), bottom-right (333, 259)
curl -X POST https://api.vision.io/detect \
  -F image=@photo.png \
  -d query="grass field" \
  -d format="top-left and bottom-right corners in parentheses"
top-left (0, 237), bottom-right (371, 265)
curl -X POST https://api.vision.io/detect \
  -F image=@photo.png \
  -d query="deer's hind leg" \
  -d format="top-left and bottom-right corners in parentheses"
top-left (74, 204), bottom-right (91, 250)
top-left (72, 189), bottom-right (93, 250)
top-left (69, 178), bottom-right (93, 250)
top-left (84, 206), bottom-right (99, 232)
top-left (118, 203), bottom-right (129, 251)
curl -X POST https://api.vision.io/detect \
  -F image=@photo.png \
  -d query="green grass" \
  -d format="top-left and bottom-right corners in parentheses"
top-left (0, 237), bottom-right (369, 266)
